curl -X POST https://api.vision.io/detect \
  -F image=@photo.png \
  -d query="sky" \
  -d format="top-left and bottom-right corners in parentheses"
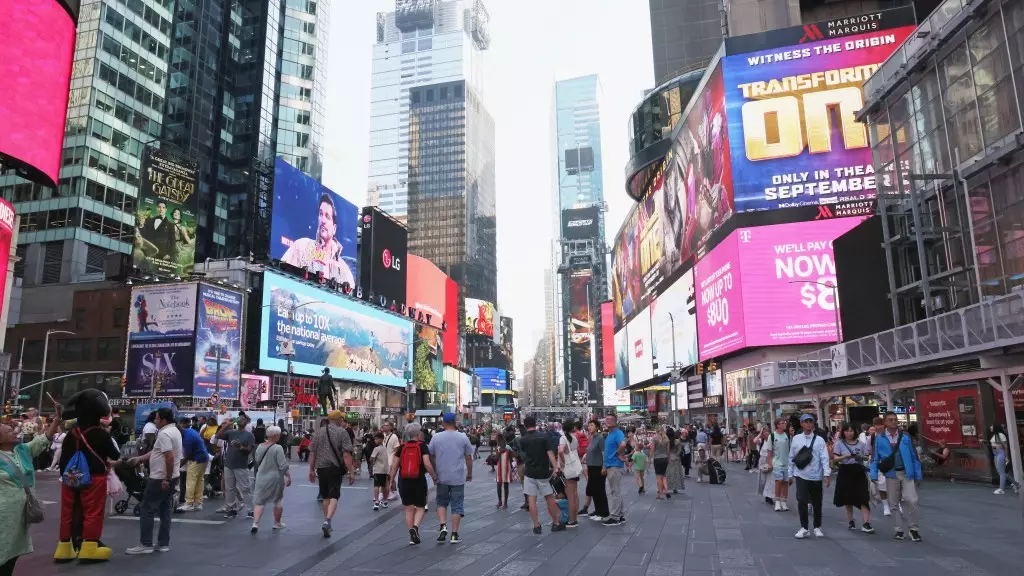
top-left (321, 0), bottom-right (654, 377)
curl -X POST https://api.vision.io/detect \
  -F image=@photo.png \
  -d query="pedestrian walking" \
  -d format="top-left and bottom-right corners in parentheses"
top-left (602, 414), bottom-right (627, 525)
top-left (788, 414), bottom-right (831, 539)
top-left (495, 442), bottom-right (513, 508)
top-left (579, 420), bottom-right (606, 519)
top-left (651, 427), bottom-right (670, 499)
top-left (309, 411), bottom-right (355, 538)
top-left (429, 413), bottom-right (474, 544)
top-left (557, 420), bottom-right (583, 527)
top-left (680, 426), bottom-right (693, 478)
top-left (709, 423), bottom-right (725, 461)
top-left (519, 416), bottom-right (565, 533)
top-left (990, 424), bottom-right (1019, 494)
top-left (769, 418), bottom-right (791, 511)
top-left (631, 440), bottom-right (648, 494)
top-left (832, 423), bottom-right (873, 533)
top-left (370, 433), bottom-right (388, 510)
top-left (665, 429), bottom-right (685, 495)
top-left (216, 415), bottom-right (255, 519)
top-left (176, 417), bottom-right (210, 512)
top-left (390, 423), bottom-right (436, 545)
top-left (866, 417), bottom-right (891, 515)
top-left (251, 426), bottom-right (291, 533)
top-left (870, 411), bottom-right (922, 542)
top-left (126, 407), bottom-right (183, 554)
top-left (381, 422), bottom-right (401, 501)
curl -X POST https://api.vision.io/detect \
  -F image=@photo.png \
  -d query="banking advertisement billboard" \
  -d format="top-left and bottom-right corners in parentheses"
top-left (271, 157), bottom-right (358, 286)
top-left (359, 206), bottom-right (408, 307)
top-left (406, 254), bottom-right (447, 328)
top-left (600, 301), bottom-right (615, 377)
top-left (650, 269), bottom-right (699, 374)
top-left (125, 338), bottom-right (197, 397)
top-left (193, 285), bottom-right (243, 399)
top-left (465, 298), bottom-right (496, 337)
top-left (260, 271), bottom-right (413, 387)
top-left (0, 0), bottom-right (75, 188)
top-left (722, 10), bottom-right (915, 212)
top-left (695, 217), bottom-right (863, 359)
top-left (136, 149), bottom-right (199, 276)
top-left (129, 284), bottom-right (197, 339)
top-left (626, 308), bottom-right (654, 387)
top-left (561, 206), bottom-right (600, 240)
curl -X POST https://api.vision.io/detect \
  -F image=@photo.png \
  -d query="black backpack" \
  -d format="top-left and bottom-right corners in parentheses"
top-left (707, 457), bottom-right (727, 484)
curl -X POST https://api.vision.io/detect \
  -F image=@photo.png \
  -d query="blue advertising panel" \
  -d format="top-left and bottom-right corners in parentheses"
top-left (259, 271), bottom-right (413, 387)
top-left (474, 367), bottom-right (507, 391)
top-left (125, 337), bottom-right (197, 397)
top-left (271, 157), bottom-right (359, 286)
top-left (193, 285), bottom-right (243, 399)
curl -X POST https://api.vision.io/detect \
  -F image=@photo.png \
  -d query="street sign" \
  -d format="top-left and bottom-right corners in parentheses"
top-left (0, 353), bottom-right (11, 373)
top-left (503, 406), bottom-right (515, 413)
top-left (17, 394), bottom-right (29, 400)
top-left (281, 392), bottom-right (295, 401)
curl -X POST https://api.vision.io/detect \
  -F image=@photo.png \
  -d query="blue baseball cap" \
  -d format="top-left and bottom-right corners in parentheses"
top-left (442, 413), bottom-right (457, 424)
top-left (799, 414), bottom-right (815, 423)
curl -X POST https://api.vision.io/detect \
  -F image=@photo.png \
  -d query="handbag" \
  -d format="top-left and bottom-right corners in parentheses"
top-left (561, 436), bottom-right (583, 479)
top-left (0, 451), bottom-right (45, 525)
top-left (107, 468), bottom-right (124, 497)
top-left (793, 435), bottom-right (817, 469)
top-left (877, 432), bottom-right (902, 474)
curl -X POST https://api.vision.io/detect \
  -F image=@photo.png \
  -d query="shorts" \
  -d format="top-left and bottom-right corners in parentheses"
top-left (435, 483), bottom-right (466, 516)
top-left (523, 476), bottom-right (553, 498)
top-left (399, 478), bottom-right (428, 507)
top-left (772, 468), bottom-right (790, 481)
top-left (373, 473), bottom-right (388, 487)
top-left (653, 458), bottom-right (669, 475)
top-left (317, 466), bottom-right (343, 501)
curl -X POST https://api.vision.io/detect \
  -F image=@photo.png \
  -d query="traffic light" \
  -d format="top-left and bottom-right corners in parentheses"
top-left (708, 360), bottom-right (718, 373)
top-left (696, 363), bottom-right (704, 376)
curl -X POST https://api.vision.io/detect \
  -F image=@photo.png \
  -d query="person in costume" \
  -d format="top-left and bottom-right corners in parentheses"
top-left (54, 389), bottom-right (120, 563)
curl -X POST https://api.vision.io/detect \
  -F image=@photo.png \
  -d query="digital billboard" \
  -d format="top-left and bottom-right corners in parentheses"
top-left (499, 316), bottom-right (513, 368)
top-left (561, 206), bottom-right (600, 240)
top-left (695, 217), bottom-right (864, 359)
top-left (443, 277), bottom-right (459, 364)
top-left (465, 298), bottom-right (495, 337)
top-left (650, 270), bottom-right (699, 375)
top-left (260, 271), bottom-right (413, 387)
top-left (239, 374), bottom-right (270, 410)
top-left (474, 367), bottom-right (507, 391)
top-left (600, 301), bottom-right (615, 377)
top-left (359, 206), bottom-right (408, 307)
top-left (413, 324), bottom-right (443, 392)
top-left (0, 0), bottom-right (75, 188)
top-left (135, 149), bottom-right (199, 276)
top-left (567, 268), bottom-right (594, 398)
top-left (129, 284), bottom-right (197, 339)
top-left (0, 200), bottom-right (14, 323)
top-left (271, 157), bottom-right (358, 286)
top-left (125, 338), bottom-right (197, 397)
top-left (722, 9), bottom-right (916, 212)
top-left (193, 285), bottom-right (243, 399)
top-left (406, 254), bottom-right (446, 328)
top-left (626, 308), bottom-right (653, 387)
top-left (614, 326), bottom-right (630, 390)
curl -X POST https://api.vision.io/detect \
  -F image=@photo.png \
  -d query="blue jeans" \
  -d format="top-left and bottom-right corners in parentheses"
top-left (995, 451), bottom-right (1007, 490)
top-left (140, 478), bottom-right (174, 547)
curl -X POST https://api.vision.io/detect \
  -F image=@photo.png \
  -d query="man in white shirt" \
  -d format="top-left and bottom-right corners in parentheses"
top-left (381, 422), bottom-right (401, 502)
top-left (788, 414), bottom-right (831, 539)
top-left (126, 408), bottom-right (183, 554)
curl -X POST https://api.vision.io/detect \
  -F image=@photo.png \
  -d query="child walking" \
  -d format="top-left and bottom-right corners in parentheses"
top-left (631, 440), bottom-right (649, 494)
top-left (370, 433), bottom-right (388, 510)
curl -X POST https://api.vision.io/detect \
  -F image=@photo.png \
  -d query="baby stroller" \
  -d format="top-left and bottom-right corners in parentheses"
top-left (205, 452), bottom-right (224, 499)
top-left (112, 462), bottom-right (147, 516)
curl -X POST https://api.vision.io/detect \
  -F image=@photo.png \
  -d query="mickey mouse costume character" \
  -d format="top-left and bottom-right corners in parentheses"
top-left (54, 389), bottom-right (120, 563)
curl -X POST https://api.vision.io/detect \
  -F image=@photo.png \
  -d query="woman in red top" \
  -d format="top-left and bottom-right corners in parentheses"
top-left (495, 443), bottom-right (512, 509)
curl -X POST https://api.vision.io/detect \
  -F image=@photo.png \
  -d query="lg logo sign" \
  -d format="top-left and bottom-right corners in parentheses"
top-left (382, 248), bottom-right (402, 271)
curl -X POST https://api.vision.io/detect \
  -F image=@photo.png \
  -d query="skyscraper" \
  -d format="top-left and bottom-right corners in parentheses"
top-left (373, 0), bottom-right (496, 313)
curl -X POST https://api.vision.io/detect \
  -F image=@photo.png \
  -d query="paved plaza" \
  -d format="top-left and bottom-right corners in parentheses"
top-left (14, 456), bottom-right (1024, 576)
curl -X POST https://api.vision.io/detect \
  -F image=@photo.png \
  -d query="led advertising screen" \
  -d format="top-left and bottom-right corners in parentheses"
top-left (359, 206), bottom-right (409, 307)
top-left (135, 149), bottom-right (199, 276)
top-left (0, 200), bottom-right (14, 322)
top-left (413, 324), bottom-right (443, 392)
top-left (443, 277), bottom-right (459, 364)
top-left (406, 254), bottom-right (447, 328)
top-left (650, 269), bottom-right (699, 374)
top-left (271, 157), bottom-right (358, 287)
top-left (561, 206), bottom-right (600, 240)
top-left (0, 0), bottom-right (75, 188)
top-left (260, 271), bottom-right (413, 387)
top-left (695, 217), bottom-right (864, 359)
top-left (125, 338), bottom-right (197, 397)
top-left (600, 301), bottom-right (615, 377)
top-left (474, 367), bottom-right (507, 391)
top-left (567, 268), bottom-right (594, 398)
top-left (129, 284), bottom-right (197, 340)
top-left (499, 316), bottom-right (513, 368)
top-left (465, 298), bottom-right (496, 337)
top-left (239, 374), bottom-right (270, 410)
top-left (626, 308), bottom-right (654, 387)
top-left (193, 285), bottom-right (243, 399)
top-left (614, 326), bottom-right (630, 390)
top-left (722, 9), bottom-right (916, 212)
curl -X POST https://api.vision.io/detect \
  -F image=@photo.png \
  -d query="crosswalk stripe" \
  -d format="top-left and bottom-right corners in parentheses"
top-left (108, 516), bottom-right (226, 525)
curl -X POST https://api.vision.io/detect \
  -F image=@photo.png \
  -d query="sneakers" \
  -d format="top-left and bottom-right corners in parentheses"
top-left (193, 504), bottom-right (203, 512)
top-left (566, 521), bottom-right (579, 528)
top-left (602, 517), bottom-right (618, 526)
top-left (438, 524), bottom-right (449, 542)
top-left (909, 529), bottom-right (922, 543)
top-left (780, 502), bottom-right (789, 511)
top-left (157, 546), bottom-right (170, 553)
top-left (381, 500), bottom-right (389, 509)
top-left (175, 504), bottom-right (193, 513)
top-left (321, 521), bottom-right (331, 538)
top-left (251, 524), bottom-right (258, 535)
top-left (215, 505), bottom-right (230, 513)
top-left (125, 546), bottom-right (154, 555)
top-left (246, 511), bottom-right (254, 519)
top-left (450, 533), bottom-right (462, 544)
top-left (794, 528), bottom-right (810, 539)
top-left (533, 525), bottom-right (543, 534)
top-left (273, 522), bottom-right (286, 530)
top-left (813, 528), bottom-right (825, 538)
top-left (224, 510), bottom-right (238, 519)
top-left (409, 527), bottom-right (421, 545)
top-left (373, 501), bottom-right (379, 511)
top-left (551, 524), bottom-right (566, 532)
top-left (861, 523), bottom-right (875, 534)
top-left (994, 488), bottom-right (1006, 495)
top-left (578, 507), bottom-right (589, 516)
top-left (894, 531), bottom-right (905, 541)
top-left (848, 520), bottom-right (856, 531)
top-left (774, 501), bottom-right (782, 512)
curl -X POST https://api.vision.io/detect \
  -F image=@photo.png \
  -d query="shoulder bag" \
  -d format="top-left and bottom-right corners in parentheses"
top-left (325, 428), bottom-right (348, 475)
top-left (0, 450), bottom-right (45, 525)
top-left (877, 432), bottom-right (902, 474)
top-left (793, 435), bottom-right (817, 470)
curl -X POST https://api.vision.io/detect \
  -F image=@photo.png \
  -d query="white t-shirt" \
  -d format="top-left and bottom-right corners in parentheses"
top-left (383, 432), bottom-right (400, 467)
top-left (149, 424), bottom-right (184, 480)
top-left (991, 433), bottom-right (1008, 453)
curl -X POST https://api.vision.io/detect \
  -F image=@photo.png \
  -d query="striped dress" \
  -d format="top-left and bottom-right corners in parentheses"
top-left (495, 450), bottom-right (513, 483)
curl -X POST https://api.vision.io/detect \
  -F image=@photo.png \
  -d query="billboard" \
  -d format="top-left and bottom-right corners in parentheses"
top-left (129, 284), bottom-right (197, 339)
top-left (614, 326), bottom-right (630, 390)
top-left (567, 268), bottom-right (594, 399)
top-left (626, 308), bottom-right (653, 387)
top-left (499, 316), bottom-right (513, 368)
top-left (359, 206), bottom-right (409, 307)
top-left (406, 254), bottom-right (446, 328)
top-left (561, 206), bottom-right (600, 240)
top-left (271, 157), bottom-right (358, 286)
top-left (413, 324), bottom-right (443, 392)
top-left (135, 149), bottom-right (199, 276)
top-left (125, 338), bottom-right (197, 397)
top-left (722, 10), bottom-right (916, 212)
top-left (602, 378), bottom-right (629, 407)
top-left (465, 298), bottom-right (495, 337)
top-left (600, 301), bottom-right (615, 377)
top-left (695, 217), bottom-right (864, 359)
top-left (0, 200), bottom-right (16, 323)
top-left (474, 367), bottom-right (507, 391)
top-left (650, 269), bottom-right (699, 375)
top-left (443, 277), bottom-right (459, 364)
top-left (0, 0), bottom-right (75, 188)
top-left (239, 374), bottom-right (270, 410)
top-left (259, 271), bottom-right (413, 387)
top-left (193, 285), bottom-right (243, 399)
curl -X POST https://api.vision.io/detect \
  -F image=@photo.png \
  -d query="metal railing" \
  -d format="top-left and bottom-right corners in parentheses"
top-left (772, 292), bottom-right (1024, 388)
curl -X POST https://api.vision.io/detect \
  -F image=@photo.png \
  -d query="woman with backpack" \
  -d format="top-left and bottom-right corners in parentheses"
top-left (389, 423), bottom-right (437, 545)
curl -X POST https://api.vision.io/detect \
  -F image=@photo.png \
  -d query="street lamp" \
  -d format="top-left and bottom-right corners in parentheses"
top-left (789, 279), bottom-right (841, 344)
top-left (38, 329), bottom-right (76, 410)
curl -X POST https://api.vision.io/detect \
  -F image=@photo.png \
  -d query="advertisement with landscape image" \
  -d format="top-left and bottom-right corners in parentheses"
top-left (413, 324), bottom-right (443, 392)
top-left (193, 284), bottom-right (243, 399)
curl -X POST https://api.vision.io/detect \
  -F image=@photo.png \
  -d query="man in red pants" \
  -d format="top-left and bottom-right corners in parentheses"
top-left (54, 390), bottom-right (120, 563)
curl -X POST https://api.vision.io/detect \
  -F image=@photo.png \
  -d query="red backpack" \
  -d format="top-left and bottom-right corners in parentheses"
top-left (400, 441), bottom-right (422, 478)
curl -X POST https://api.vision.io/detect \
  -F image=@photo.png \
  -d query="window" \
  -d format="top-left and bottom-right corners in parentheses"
top-left (74, 308), bottom-right (87, 330)
top-left (113, 306), bottom-right (126, 328)
top-left (96, 337), bottom-right (122, 361)
top-left (56, 339), bottom-right (92, 363)
top-left (401, 41), bottom-right (416, 54)
top-left (21, 340), bottom-right (44, 363)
